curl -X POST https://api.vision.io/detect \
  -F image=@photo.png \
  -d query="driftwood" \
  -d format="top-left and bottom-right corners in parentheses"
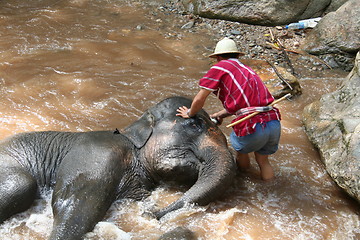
top-left (266, 29), bottom-right (333, 70)
top-left (266, 60), bottom-right (293, 90)
top-left (267, 29), bottom-right (296, 75)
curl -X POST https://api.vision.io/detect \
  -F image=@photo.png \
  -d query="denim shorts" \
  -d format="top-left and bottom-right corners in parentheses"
top-left (230, 120), bottom-right (281, 155)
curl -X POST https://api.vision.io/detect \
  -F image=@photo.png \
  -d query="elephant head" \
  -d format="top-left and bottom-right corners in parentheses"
top-left (123, 96), bottom-right (236, 219)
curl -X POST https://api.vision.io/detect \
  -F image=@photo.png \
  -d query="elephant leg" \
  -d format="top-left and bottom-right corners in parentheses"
top-left (49, 178), bottom-right (116, 240)
top-left (0, 167), bottom-right (38, 223)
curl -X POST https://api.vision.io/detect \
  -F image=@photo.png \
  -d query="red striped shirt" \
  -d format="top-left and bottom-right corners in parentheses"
top-left (199, 59), bottom-right (281, 136)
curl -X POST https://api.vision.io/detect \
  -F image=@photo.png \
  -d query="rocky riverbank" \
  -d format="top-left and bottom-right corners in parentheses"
top-left (175, 0), bottom-right (359, 71)
top-left (141, 0), bottom-right (347, 80)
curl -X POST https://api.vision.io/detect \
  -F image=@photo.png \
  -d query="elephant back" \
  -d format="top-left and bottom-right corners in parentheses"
top-left (0, 131), bottom-right (82, 189)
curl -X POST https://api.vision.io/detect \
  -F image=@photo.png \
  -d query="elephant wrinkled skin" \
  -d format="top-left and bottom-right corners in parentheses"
top-left (0, 96), bottom-right (236, 240)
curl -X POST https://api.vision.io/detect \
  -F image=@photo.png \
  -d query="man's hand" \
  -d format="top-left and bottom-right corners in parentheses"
top-left (176, 106), bottom-right (191, 118)
top-left (210, 114), bottom-right (223, 125)
top-left (210, 109), bottom-right (231, 126)
top-left (176, 89), bottom-right (212, 119)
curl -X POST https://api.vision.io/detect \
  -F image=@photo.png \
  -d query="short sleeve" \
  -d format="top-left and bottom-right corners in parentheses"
top-left (199, 66), bottom-right (224, 91)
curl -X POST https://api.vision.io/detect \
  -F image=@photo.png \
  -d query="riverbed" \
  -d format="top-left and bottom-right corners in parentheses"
top-left (0, 0), bottom-right (359, 239)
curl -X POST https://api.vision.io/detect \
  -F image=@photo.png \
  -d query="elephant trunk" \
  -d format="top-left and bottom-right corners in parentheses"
top-left (154, 146), bottom-right (236, 219)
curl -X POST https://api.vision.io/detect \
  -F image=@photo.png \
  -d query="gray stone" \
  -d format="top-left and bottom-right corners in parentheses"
top-left (325, 0), bottom-right (349, 13)
top-left (181, 0), bottom-right (331, 26)
top-left (230, 29), bottom-right (241, 35)
top-left (158, 227), bottom-right (197, 240)
top-left (181, 21), bottom-right (195, 29)
top-left (303, 51), bottom-right (360, 203)
top-left (302, 0), bottom-right (360, 71)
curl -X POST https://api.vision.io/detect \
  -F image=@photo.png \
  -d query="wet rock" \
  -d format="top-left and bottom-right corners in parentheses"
top-left (302, 52), bottom-right (360, 203)
top-left (180, 0), bottom-right (333, 26)
top-left (265, 65), bottom-right (302, 98)
top-left (302, 0), bottom-right (360, 71)
top-left (158, 227), bottom-right (197, 240)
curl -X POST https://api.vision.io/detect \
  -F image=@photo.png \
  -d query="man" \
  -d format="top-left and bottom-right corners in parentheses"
top-left (176, 37), bottom-right (281, 181)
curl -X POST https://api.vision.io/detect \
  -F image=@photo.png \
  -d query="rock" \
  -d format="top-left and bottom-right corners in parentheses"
top-left (302, 51), bottom-right (360, 203)
top-left (181, 20), bottom-right (195, 29)
top-left (325, 0), bottom-right (349, 13)
top-left (302, 0), bottom-right (360, 71)
top-left (180, 0), bottom-right (332, 26)
top-left (158, 227), bottom-right (197, 240)
top-left (230, 29), bottom-right (241, 35)
top-left (266, 65), bottom-right (302, 98)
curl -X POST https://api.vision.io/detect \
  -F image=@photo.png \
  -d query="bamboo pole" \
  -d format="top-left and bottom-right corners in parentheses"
top-left (226, 93), bottom-right (291, 128)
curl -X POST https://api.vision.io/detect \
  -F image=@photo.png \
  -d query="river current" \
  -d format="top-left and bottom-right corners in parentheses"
top-left (0, 0), bottom-right (359, 239)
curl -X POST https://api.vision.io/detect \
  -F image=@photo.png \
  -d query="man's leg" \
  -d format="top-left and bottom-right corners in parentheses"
top-left (254, 152), bottom-right (274, 181)
top-left (236, 152), bottom-right (250, 170)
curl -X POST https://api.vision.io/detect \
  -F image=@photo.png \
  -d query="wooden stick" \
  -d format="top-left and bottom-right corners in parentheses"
top-left (269, 29), bottom-right (275, 42)
top-left (266, 42), bottom-right (301, 54)
top-left (266, 60), bottom-right (293, 90)
top-left (226, 93), bottom-right (291, 128)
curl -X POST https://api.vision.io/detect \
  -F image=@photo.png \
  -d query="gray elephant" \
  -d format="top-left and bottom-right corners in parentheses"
top-left (0, 96), bottom-right (236, 240)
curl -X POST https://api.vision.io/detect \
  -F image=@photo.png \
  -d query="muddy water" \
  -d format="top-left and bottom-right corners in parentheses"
top-left (0, 0), bottom-right (359, 239)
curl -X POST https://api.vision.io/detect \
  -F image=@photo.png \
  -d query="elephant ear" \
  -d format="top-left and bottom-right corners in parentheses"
top-left (122, 110), bottom-right (154, 148)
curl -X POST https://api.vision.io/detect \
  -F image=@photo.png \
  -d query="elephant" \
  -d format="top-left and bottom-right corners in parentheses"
top-left (0, 96), bottom-right (236, 240)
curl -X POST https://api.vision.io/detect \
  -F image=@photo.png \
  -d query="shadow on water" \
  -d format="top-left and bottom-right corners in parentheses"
top-left (0, 0), bottom-right (359, 239)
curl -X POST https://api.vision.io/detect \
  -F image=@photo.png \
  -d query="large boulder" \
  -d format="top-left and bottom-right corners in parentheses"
top-left (302, 52), bottom-right (360, 203)
top-left (302, 0), bottom-right (360, 71)
top-left (325, 0), bottom-right (349, 13)
top-left (181, 0), bottom-right (332, 26)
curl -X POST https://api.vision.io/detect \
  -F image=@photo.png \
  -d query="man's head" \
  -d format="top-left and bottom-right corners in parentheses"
top-left (209, 37), bottom-right (245, 59)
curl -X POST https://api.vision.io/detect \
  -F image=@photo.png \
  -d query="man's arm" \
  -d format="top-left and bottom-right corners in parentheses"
top-left (176, 89), bottom-right (212, 118)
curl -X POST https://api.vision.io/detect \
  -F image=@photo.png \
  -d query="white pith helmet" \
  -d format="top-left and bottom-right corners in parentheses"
top-left (209, 37), bottom-right (245, 58)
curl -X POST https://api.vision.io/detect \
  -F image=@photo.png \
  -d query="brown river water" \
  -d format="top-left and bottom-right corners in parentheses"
top-left (0, 0), bottom-right (359, 239)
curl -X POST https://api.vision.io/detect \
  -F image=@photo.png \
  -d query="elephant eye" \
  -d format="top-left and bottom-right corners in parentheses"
top-left (182, 117), bottom-right (205, 134)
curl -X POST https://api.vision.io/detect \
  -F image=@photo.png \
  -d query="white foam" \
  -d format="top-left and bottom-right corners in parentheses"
top-left (85, 222), bottom-right (132, 240)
